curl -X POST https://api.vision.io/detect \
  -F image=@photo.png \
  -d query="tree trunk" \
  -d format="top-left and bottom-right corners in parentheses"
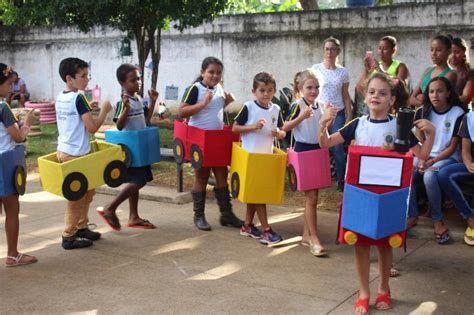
top-left (133, 26), bottom-right (149, 96)
top-left (149, 27), bottom-right (161, 91)
top-left (299, 0), bottom-right (318, 10)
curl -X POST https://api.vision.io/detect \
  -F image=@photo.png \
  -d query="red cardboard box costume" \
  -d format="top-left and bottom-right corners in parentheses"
top-left (338, 145), bottom-right (413, 248)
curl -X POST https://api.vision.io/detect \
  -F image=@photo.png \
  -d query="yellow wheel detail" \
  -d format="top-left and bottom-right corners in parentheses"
top-left (344, 231), bottom-right (358, 245)
top-left (193, 151), bottom-right (200, 162)
top-left (70, 180), bottom-right (82, 192)
top-left (388, 234), bottom-right (403, 248)
top-left (111, 168), bottom-right (121, 180)
top-left (17, 173), bottom-right (23, 187)
top-left (175, 145), bottom-right (181, 156)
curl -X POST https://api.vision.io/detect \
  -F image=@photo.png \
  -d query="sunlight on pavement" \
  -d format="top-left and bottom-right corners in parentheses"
top-left (187, 261), bottom-right (242, 280)
top-left (150, 235), bottom-right (207, 256)
top-left (409, 301), bottom-right (438, 314)
top-left (267, 211), bottom-right (303, 225)
top-left (68, 310), bottom-right (98, 315)
top-left (266, 236), bottom-right (302, 257)
top-left (0, 238), bottom-right (59, 258)
top-left (20, 191), bottom-right (63, 203)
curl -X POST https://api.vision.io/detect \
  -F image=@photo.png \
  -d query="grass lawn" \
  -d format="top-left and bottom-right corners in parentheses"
top-left (26, 124), bottom-right (58, 172)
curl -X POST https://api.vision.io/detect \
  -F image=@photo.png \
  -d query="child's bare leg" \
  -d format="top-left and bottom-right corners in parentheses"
top-left (245, 204), bottom-right (257, 225)
top-left (128, 183), bottom-right (145, 224)
top-left (3, 195), bottom-right (20, 257)
top-left (212, 167), bottom-right (228, 189)
top-left (304, 189), bottom-right (322, 245)
top-left (255, 204), bottom-right (269, 230)
top-left (376, 246), bottom-right (392, 294)
top-left (193, 168), bottom-right (211, 192)
top-left (355, 244), bottom-right (371, 300)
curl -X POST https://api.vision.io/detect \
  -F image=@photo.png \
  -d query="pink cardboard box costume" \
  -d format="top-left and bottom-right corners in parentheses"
top-left (287, 148), bottom-right (332, 192)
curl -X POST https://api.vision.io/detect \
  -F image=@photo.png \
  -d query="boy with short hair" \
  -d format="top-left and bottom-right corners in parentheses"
top-left (232, 72), bottom-right (286, 244)
top-left (56, 57), bottom-right (112, 250)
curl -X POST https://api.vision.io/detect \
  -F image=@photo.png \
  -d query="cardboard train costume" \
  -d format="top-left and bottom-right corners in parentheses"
top-left (338, 108), bottom-right (416, 248)
top-left (173, 120), bottom-right (239, 169)
top-left (0, 145), bottom-right (27, 197)
top-left (38, 141), bottom-right (127, 201)
top-left (105, 127), bottom-right (161, 168)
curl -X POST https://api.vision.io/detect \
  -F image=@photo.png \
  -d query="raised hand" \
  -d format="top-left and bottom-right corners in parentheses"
top-left (148, 88), bottom-right (159, 103)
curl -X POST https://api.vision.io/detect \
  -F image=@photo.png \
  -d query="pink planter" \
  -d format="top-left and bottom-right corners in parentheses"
top-left (26, 101), bottom-right (56, 124)
top-left (287, 148), bottom-right (332, 191)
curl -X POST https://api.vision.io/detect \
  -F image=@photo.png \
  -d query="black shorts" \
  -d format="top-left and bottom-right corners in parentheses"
top-left (294, 141), bottom-right (321, 152)
top-left (126, 165), bottom-right (153, 186)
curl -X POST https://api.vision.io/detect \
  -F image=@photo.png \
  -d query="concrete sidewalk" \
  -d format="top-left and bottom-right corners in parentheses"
top-left (0, 179), bottom-right (473, 314)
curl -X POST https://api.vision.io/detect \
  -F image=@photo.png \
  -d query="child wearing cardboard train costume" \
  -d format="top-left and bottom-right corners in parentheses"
top-left (233, 72), bottom-right (287, 245)
top-left (56, 58), bottom-right (112, 250)
top-left (179, 57), bottom-right (243, 231)
top-left (282, 69), bottom-right (327, 256)
top-left (0, 63), bottom-right (37, 266)
top-left (97, 64), bottom-right (158, 231)
top-left (319, 73), bottom-right (435, 315)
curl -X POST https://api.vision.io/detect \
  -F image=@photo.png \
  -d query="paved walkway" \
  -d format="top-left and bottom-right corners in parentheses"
top-left (0, 179), bottom-right (473, 314)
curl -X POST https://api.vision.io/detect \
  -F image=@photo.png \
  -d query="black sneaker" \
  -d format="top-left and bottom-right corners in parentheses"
top-left (77, 228), bottom-right (101, 241)
top-left (62, 235), bottom-right (93, 250)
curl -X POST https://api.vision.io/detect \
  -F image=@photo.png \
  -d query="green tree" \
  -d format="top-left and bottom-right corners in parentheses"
top-left (0, 0), bottom-right (228, 94)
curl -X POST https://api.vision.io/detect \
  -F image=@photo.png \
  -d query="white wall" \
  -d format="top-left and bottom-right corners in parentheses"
top-left (0, 1), bottom-right (472, 111)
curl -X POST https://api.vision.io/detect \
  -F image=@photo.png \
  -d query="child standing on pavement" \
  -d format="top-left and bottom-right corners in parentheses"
top-left (319, 73), bottom-right (435, 314)
top-left (179, 57), bottom-right (243, 231)
top-left (97, 64), bottom-right (158, 230)
top-left (0, 63), bottom-right (37, 266)
top-left (233, 72), bottom-right (286, 245)
top-left (282, 69), bottom-right (326, 256)
top-left (56, 58), bottom-right (112, 250)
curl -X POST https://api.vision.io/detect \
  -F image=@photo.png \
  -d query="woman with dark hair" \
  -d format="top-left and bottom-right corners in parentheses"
top-left (408, 77), bottom-right (465, 244)
top-left (449, 36), bottom-right (474, 108)
top-left (355, 35), bottom-right (409, 116)
top-left (410, 35), bottom-right (457, 107)
top-left (312, 37), bottom-right (352, 191)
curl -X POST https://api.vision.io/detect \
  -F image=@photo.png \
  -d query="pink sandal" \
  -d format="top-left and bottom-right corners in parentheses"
top-left (375, 291), bottom-right (392, 310)
top-left (354, 297), bottom-right (369, 315)
top-left (5, 252), bottom-right (38, 267)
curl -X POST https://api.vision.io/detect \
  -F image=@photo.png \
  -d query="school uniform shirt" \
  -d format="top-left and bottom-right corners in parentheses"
top-left (181, 81), bottom-right (225, 130)
top-left (286, 98), bottom-right (322, 145)
top-left (457, 112), bottom-right (474, 157)
top-left (415, 105), bottom-right (464, 160)
top-left (56, 91), bottom-right (92, 156)
top-left (235, 101), bottom-right (284, 154)
top-left (312, 63), bottom-right (349, 111)
top-left (0, 101), bottom-right (18, 153)
top-left (113, 94), bottom-right (148, 131)
top-left (339, 115), bottom-right (419, 148)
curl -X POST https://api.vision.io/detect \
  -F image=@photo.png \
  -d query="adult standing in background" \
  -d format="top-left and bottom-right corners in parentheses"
top-left (449, 36), bottom-right (474, 109)
top-left (409, 35), bottom-right (457, 107)
top-left (355, 35), bottom-right (409, 116)
top-left (312, 37), bottom-right (352, 191)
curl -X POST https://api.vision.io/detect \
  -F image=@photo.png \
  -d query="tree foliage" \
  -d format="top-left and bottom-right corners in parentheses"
top-left (0, 0), bottom-right (228, 93)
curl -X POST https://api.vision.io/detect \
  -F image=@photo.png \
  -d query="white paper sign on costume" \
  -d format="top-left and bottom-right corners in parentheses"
top-left (358, 156), bottom-right (403, 187)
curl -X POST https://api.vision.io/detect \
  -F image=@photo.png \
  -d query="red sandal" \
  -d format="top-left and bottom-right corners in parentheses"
top-left (375, 291), bottom-right (392, 310)
top-left (354, 297), bottom-right (369, 315)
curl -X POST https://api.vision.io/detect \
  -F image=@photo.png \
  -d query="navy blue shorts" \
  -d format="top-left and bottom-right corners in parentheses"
top-left (294, 141), bottom-right (321, 152)
top-left (126, 165), bottom-right (153, 186)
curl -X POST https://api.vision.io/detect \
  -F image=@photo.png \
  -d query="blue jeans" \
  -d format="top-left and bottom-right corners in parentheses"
top-left (329, 110), bottom-right (347, 182)
top-left (408, 158), bottom-right (457, 221)
top-left (438, 163), bottom-right (474, 220)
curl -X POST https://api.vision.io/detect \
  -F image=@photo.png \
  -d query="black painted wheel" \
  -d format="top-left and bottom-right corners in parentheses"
top-left (190, 144), bottom-right (203, 169)
top-left (287, 164), bottom-right (297, 192)
top-left (14, 166), bottom-right (26, 195)
top-left (103, 160), bottom-right (127, 188)
top-left (173, 139), bottom-right (185, 163)
top-left (120, 144), bottom-right (132, 168)
top-left (62, 172), bottom-right (88, 201)
top-left (231, 172), bottom-right (240, 199)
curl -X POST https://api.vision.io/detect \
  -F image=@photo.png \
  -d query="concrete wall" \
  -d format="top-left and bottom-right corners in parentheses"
top-left (0, 1), bottom-right (472, 110)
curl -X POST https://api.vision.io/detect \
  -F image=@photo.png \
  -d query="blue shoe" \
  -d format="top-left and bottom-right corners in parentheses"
top-left (259, 228), bottom-right (282, 245)
top-left (240, 224), bottom-right (262, 239)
